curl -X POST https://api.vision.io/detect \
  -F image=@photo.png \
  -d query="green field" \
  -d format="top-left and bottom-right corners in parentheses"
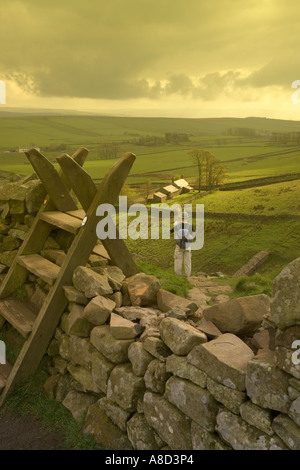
top-left (1, 114), bottom-right (300, 185)
top-left (1, 113), bottom-right (300, 281)
top-left (192, 179), bottom-right (300, 216)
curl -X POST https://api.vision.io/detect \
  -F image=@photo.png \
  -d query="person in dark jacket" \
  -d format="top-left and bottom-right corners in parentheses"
top-left (170, 211), bottom-right (194, 277)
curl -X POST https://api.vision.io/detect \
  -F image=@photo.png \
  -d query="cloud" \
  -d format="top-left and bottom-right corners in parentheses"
top-left (0, 0), bottom-right (298, 104)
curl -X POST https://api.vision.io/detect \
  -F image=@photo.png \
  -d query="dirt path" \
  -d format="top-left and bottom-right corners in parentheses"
top-left (0, 413), bottom-right (70, 450)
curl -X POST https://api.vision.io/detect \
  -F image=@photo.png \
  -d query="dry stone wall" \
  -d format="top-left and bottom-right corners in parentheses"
top-left (0, 175), bottom-right (299, 450)
top-left (0, 174), bottom-right (46, 284)
top-left (44, 259), bottom-right (300, 451)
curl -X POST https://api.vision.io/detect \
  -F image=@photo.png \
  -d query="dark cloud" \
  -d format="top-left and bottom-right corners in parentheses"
top-left (0, 0), bottom-right (299, 101)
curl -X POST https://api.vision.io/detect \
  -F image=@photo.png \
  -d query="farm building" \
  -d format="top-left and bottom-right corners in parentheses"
top-left (161, 184), bottom-right (181, 199)
top-left (16, 147), bottom-right (41, 153)
top-left (173, 178), bottom-right (193, 193)
top-left (152, 191), bottom-right (168, 203)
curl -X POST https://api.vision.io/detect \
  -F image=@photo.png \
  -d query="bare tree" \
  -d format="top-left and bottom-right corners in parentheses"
top-left (188, 149), bottom-right (227, 190)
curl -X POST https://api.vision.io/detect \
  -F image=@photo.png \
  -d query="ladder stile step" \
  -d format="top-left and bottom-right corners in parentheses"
top-left (40, 249), bottom-right (66, 266)
top-left (39, 211), bottom-right (83, 234)
top-left (17, 255), bottom-right (60, 286)
top-left (0, 299), bottom-right (36, 339)
top-left (65, 209), bottom-right (86, 220)
top-left (0, 151), bottom-right (139, 406)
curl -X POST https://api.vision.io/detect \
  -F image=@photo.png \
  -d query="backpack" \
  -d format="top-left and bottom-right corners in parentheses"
top-left (178, 234), bottom-right (188, 250)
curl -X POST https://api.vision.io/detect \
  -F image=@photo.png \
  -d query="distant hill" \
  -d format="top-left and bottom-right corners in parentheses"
top-left (0, 110), bottom-right (299, 135)
top-left (0, 112), bottom-right (300, 153)
top-left (0, 107), bottom-right (104, 117)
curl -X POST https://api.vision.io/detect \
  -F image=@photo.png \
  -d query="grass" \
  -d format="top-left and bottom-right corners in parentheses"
top-left (215, 273), bottom-right (273, 298)
top-left (1, 115), bottom-right (300, 186)
top-left (126, 215), bottom-right (300, 281)
top-left (233, 273), bottom-right (273, 297)
top-left (191, 180), bottom-right (300, 216)
top-left (136, 260), bottom-right (193, 297)
top-left (0, 358), bottom-right (103, 450)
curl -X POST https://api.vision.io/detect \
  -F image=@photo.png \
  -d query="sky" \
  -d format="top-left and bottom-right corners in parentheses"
top-left (1, 0), bottom-right (300, 119)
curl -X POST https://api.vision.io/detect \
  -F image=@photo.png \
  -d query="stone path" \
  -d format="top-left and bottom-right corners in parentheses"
top-left (187, 275), bottom-right (233, 311)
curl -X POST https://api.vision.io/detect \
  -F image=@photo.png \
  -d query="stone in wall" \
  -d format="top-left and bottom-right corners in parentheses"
top-left (63, 286), bottom-right (89, 305)
top-left (275, 325), bottom-right (300, 348)
top-left (0, 250), bottom-right (18, 267)
top-left (191, 421), bottom-right (230, 450)
top-left (166, 355), bottom-right (207, 388)
top-left (91, 351), bottom-right (115, 394)
top-left (53, 356), bottom-right (68, 375)
top-left (127, 413), bottom-right (164, 450)
top-left (90, 325), bottom-right (134, 364)
top-left (107, 363), bottom-right (145, 412)
top-left (187, 333), bottom-right (254, 391)
top-left (272, 414), bottom-right (300, 450)
top-left (275, 346), bottom-right (300, 379)
top-left (62, 390), bottom-right (97, 423)
top-left (143, 392), bottom-right (192, 450)
top-left (73, 266), bottom-right (113, 298)
top-left (142, 337), bottom-right (172, 362)
top-left (59, 335), bottom-right (95, 369)
top-left (157, 289), bottom-right (198, 314)
top-left (93, 266), bottom-right (125, 291)
top-left (203, 294), bottom-right (270, 335)
top-left (61, 304), bottom-right (94, 337)
top-left (206, 377), bottom-right (247, 414)
top-left (98, 397), bottom-right (131, 432)
top-left (196, 318), bottom-right (222, 339)
top-left (110, 312), bottom-right (142, 339)
top-left (270, 257), bottom-right (300, 329)
top-left (246, 351), bottom-right (292, 413)
top-left (83, 403), bottom-right (133, 450)
top-left (124, 273), bottom-right (161, 307)
top-left (144, 360), bottom-right (171, 394)
top-left (56, 374), bottom-right (74, 402)
top-left (216, 410), bottom-right (287, 450)
top-left (289, 396), bottom-right (300, 426)
top-left (239, 401), bottom-right (274, 436)
top-left (159, 317), bottom-right (207, 355)
top-left (115, 306), bottom-right (161, 321)
top-left (83, 295), bottom-right (115, 326)
top-left (128, 342), bottom-right (154, 377)
top-left (165, 376), bottom-right (218, 432)
top-left (67, 364), bottom-right (102, 394)
top-left (43, 373), bottom-right (60, 400)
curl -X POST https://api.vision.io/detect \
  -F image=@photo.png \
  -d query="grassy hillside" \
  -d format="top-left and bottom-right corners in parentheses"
top-left (192, 180), bottom-right (300, 216)
top-left (0, 113), bottom-right (300, 281)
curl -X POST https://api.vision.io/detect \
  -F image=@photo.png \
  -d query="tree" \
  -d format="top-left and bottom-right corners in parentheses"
top-left (97, 143), bottom-right (119, 160)
top-left (188, 149), bottom-right (206, 192)
top-left (141, 179), bottom-right (153, 202)
top-left (188, 149), bottom-right (227, 191)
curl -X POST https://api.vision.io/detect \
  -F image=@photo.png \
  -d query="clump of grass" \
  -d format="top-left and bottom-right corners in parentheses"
top-left (0, 323), bottom-right (24, 364)
top-left (0, 358), bottom-right (103, 450)
top-left (136, 260), bottom-right (193, 297)
top-left (234, 273), bottom-right (273, 297)
top-left (14, 286), bottom-right (28, 300)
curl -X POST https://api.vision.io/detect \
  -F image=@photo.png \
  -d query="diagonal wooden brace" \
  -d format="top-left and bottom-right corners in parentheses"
top-left (57, 152), bottom-right (139, 276)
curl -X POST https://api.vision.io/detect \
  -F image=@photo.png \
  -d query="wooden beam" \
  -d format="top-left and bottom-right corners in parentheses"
top-left (56, 154), bottom-right (96, 212)
top-left (0, 299), bottom-right (36, 339)
top-left (39, 211), bottom-right (83, 234)
top-left (58, 152), bottom-right (138, 276)
top-left (0, 149), bottom-right (88, 299)
top-left (0, 152), bottom-right (138, 403)
top-left (71, 147), bottom-right (89, 167)
top-left (25, 148), bottom-right (78, 212)
top-left (18, 255), bottom-right (60, 285)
